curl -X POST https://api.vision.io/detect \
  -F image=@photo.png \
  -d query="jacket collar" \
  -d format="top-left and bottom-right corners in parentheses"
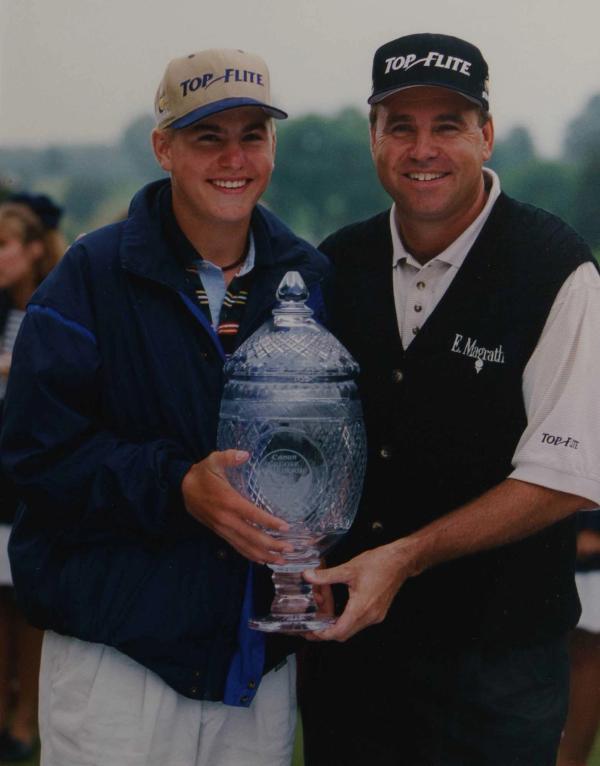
top-left (118, 179), bottom-right (328, 344)
top-left (120, 179), bottom-right (190, 293)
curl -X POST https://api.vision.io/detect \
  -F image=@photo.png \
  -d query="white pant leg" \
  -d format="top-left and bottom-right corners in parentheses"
top-left (39, 631), bottom-right (296, 766)
top-left (196, 656), bottom-right (297, 766)
top-left (576, 571), bottom-right (600, 633)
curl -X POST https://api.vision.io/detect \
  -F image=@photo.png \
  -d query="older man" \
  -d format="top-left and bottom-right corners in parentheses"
top-left (300, 33), bottom-right (600, 766)
top-left (1, 48), bottom-right (328, 766)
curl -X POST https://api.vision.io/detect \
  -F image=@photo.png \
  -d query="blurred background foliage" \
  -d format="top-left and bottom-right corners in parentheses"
top-left (1, 95), bottom-right (600, 254)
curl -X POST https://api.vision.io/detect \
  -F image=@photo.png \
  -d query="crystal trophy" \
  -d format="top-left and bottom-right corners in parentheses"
top-left (217, 271), bottom-right (366, 632)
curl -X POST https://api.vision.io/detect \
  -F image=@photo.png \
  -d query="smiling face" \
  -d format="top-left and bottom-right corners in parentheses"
top-left (152, 106), bottom-right (276, 233)
top-left (370, 87), bottom-right (494, 249)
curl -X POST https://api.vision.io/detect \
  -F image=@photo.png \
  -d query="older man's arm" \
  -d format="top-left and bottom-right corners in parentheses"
top-left (304, 478), bottom-right (593, 642)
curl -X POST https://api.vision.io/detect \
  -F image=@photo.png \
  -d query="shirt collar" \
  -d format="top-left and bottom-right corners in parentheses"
top-left (390, 168), bottom-right (502, 271)
top-left (196, 232), bottom-right (256, 277)
top-left (236, 232), bottom-right (256, 276)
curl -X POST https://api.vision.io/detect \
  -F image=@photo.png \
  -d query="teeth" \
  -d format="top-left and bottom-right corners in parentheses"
top-left (212, 179), bottom-right (247, 189)
top-left (407, 172), bottom-right (445, 181)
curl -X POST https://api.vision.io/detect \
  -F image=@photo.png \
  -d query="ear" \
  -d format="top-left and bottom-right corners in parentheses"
top-left (481, 116), bottom-right (494, 163)
top-left (152, 128), bottom-right (174, 173)
top-left (369, 121), bottom-right (378, 161)
top-left (266, 121), bottom-right (277, 169)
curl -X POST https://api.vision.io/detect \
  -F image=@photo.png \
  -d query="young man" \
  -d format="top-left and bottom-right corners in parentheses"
top-left (1, 48), bottom-right (328, 766)
top-left (300, 33), bottom-right (600, 766)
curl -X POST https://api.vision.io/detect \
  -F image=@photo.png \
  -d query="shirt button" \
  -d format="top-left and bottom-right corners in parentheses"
top-left (240, 695), bottom-right (250, 704)
top-left (414, 304), bottom-right (422, 313)
top-left (194, 671), bottom-right (201, 678)
top-left (371, 520), bottom-right (384, 533)
top-left (416, 281), bottom-right (426, 290)
top-left (392, 369), bottom-right (403, 383)
top-left (190, 686), bottom-right (198, 695)
top-left (412, 326), bottom-right (420, 336)
top-left (248, 679), bottom-right (257, 689)
top-left (216, 549), bottom-right (228, 560)
top-left (379, 446), bottom-right (392, 459)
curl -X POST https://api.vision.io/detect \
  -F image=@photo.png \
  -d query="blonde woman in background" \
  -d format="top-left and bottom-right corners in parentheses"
top-left (0, 194), bottom-right (65, 762)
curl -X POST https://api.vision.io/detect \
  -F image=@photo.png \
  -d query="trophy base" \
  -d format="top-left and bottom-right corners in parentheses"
top-left (249, 613), bottom-right (336, 633)
top-left (249, 561), bottom-right (336, 632)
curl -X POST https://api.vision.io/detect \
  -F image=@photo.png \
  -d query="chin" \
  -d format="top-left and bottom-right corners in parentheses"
top-left (212, 204), bottom-right (256, 224)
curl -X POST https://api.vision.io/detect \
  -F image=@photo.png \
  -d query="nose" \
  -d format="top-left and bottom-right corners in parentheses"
top-left (218, 140), bottom-right (245, 170)
top-left (408, 129), bottom-right (439, 162)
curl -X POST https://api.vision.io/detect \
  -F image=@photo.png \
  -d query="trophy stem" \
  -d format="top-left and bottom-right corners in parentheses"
top-left (249, 563), bottom-right (336, 632)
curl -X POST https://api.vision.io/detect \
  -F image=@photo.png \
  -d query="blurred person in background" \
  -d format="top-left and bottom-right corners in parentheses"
top-left (557, 509), bottom-right (600, 766)
top-left (0, 48), bottom-right (328, 766)
top-left (0, 194), bottom-right (64, 762)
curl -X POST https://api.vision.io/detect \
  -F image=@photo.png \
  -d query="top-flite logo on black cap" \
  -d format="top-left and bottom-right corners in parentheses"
top-left (369, 33), bottom-right (489, 110)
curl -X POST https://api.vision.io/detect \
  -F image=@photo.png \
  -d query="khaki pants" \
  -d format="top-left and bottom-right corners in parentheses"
top-left (39, 631), bottom-right (296, 766)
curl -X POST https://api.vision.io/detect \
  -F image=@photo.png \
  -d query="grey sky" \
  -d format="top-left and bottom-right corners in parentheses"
top-left (1, 0), bottom-right (599, 156)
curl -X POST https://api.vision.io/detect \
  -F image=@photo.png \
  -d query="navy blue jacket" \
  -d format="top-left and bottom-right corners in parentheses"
top-left (1, 179), bottom-right (329, 702)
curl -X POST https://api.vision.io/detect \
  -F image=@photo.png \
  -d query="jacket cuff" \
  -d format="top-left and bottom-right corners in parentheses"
top-left (166, 457), bottom-right (194, 498)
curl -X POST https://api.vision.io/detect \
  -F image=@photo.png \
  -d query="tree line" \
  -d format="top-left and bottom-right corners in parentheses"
top-left (1, 95), bottom-right (599, 252)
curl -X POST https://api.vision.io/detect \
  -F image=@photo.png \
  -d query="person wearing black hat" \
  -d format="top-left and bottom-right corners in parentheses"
top-left (299, 33), bottom-right (600, 765)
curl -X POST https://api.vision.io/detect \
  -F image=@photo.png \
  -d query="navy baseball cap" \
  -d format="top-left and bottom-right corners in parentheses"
top-left (369, 33), bottom-right (489, 110)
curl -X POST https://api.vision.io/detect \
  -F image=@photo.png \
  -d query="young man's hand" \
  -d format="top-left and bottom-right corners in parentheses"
top-left (181, 450), bottom-right (293, 564)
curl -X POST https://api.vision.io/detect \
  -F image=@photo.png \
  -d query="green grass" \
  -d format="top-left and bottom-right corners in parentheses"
top-left (590, 733), bottom-right (600, 766)
top-left (293, 717), bottom-right (304, 765)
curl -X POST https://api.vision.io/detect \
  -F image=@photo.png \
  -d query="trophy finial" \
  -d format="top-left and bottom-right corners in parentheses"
top-left (273, 271), bottom-right (313, 322)
top-left (276, 271), bottom-right (309, 303)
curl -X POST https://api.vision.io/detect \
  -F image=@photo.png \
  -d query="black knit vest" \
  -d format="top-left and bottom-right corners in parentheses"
top-left (322, 193), bottom-right (595, 648)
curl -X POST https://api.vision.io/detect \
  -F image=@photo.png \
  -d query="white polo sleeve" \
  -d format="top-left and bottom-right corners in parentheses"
top-left (510, 261), bottom-right (600, 505)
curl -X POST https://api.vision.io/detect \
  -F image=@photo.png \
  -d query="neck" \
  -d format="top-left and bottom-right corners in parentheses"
top-left (396, 219), bottom-right (461, 265)
top-left (172, 199), bottom-right (251, 271)
top-left (396, 183), bottom-right (489, 265)
top-left (188, 225), bottom-right (248, 270)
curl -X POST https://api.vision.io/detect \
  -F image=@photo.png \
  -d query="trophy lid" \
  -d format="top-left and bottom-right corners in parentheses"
top-left (223, 271), bottom-right (359, 381)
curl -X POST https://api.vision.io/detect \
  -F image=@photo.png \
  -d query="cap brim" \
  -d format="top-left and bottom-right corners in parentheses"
top-left (170, 97), bottom-right (288, 129)
top-left (368, 83), bottom-right (486, 109)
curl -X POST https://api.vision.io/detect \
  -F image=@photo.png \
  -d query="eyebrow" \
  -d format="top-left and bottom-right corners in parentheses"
top-left (192, 120), bottom-right (269, 133)
top-left (242, 121), bottom-right (269, 132)
top-left (435, 113), bottom-right (466, 123)
top-left (386, 112), bottom-right (466, 123)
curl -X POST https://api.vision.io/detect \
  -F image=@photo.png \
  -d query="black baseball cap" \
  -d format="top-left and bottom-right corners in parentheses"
top-left (369, 33), bottom-right (489, 110)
